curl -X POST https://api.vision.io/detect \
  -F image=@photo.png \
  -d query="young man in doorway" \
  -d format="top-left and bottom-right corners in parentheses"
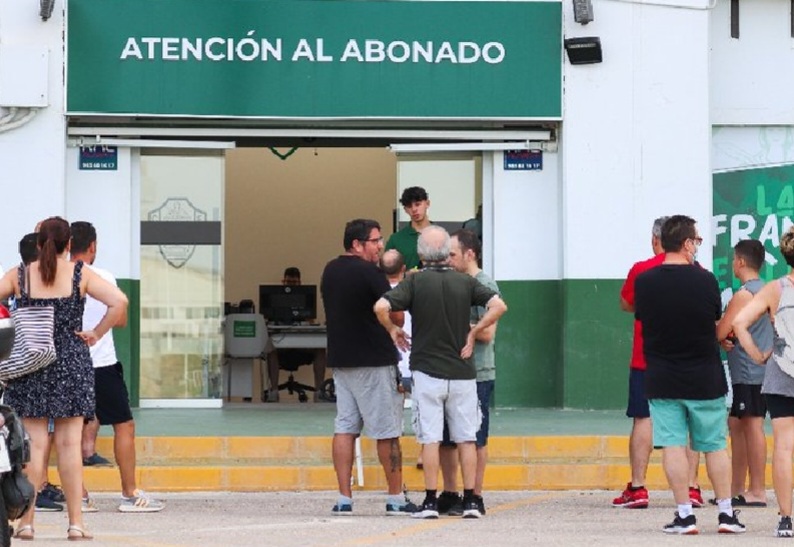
top-left (386, 186), bottom-right (432, 271)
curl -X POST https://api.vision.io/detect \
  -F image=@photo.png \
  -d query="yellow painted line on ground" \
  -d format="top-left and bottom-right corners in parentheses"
top-left (92, 537), bottom-right (187, 547)
top-left (345, 492), bottom-right (565, 545)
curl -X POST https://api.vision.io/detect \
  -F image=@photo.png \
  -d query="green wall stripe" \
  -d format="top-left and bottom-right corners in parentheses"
top-left (112, 278), bottom-right (631, 410)
top-left (495, 280), bottom-right (562, 407)
top-left (115, 279), bottom-right (140, 407)
top-left (561, 279), bottom-right (632, 410)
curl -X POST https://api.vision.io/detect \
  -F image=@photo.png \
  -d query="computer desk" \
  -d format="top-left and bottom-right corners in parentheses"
top-left (263, 325), bottom-right (328, 402)
top-left (267, 324), bottom-right (327, 349)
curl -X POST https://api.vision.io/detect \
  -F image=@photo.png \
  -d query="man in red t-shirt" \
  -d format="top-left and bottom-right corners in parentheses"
top-left (612, 217), bottom-right (667, 509)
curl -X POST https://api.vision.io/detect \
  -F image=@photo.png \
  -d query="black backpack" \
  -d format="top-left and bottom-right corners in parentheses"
top-left (0, 405), bottom-right (33, 520)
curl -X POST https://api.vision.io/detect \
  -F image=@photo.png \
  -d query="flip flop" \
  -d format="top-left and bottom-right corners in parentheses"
top-left (67, 525), bottom-right (94, 541)
top-left (732, 494), bottom-right (767, 507)
top-left (13, 525), bottom-right (34, 541)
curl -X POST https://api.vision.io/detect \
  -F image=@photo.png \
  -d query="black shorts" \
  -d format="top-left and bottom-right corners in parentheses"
top-left (730, 383), bottom-right (767, 418)
top-left (765, 394), bottom-right (794, 419)
top-left (626, 368), bottom-right (650, 419)
top-left (94, 362), bottom-right (134, 426)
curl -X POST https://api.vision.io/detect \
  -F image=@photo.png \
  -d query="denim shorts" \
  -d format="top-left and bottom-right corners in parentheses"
top-left (649, 397), bottom-right (728, 452)
top-left (626, 368), bottom-right (650, 418)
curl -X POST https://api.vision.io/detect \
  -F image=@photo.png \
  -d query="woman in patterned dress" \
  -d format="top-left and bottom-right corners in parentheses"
top-left (0, 217), bottom-right (127, 541)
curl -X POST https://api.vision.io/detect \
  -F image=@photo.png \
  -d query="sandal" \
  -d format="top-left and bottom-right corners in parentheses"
top-left (13, 525), bottom-right (34, 541)
top-left (67, 525), bottom-right (93, 541)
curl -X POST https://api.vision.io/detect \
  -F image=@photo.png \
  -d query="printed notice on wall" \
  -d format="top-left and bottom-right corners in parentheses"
top-left (504, 149), bottom-right (542, 171)
top-left (79, 146), bottom-right (118, 170)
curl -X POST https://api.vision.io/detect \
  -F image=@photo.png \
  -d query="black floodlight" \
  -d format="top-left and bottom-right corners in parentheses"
top-left (564, 37), bottom-right (603, 65)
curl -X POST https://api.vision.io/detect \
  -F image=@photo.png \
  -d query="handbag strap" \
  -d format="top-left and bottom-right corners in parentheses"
top-left (25, 265), bottom-right (32, 306)
top-left (15, 264), bottom-right (28, 308)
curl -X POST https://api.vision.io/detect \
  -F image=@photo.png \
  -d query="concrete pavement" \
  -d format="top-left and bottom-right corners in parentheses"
top-left (17, 490), bottom-right (786, 546)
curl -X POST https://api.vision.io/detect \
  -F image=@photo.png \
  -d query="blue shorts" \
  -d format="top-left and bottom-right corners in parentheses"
top-left (649, 397), bottom-right (728, 452)
top-left (440, 379), bottom-right (494, 448)
top-left (626, 368), bottom-right (650, 418)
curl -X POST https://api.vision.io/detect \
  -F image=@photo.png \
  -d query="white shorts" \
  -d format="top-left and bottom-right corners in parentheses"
top-left (333, 366), bottom-right (403, 439)
top-left (412, 370), bottom-right (481, 444)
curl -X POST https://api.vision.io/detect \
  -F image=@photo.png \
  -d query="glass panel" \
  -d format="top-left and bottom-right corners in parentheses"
top-left (139, 154), bottom-right (224, 400)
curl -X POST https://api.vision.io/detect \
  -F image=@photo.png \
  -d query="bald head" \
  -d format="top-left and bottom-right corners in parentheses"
top-left (417, 225), bottom-right (451, 264)
top-left (380, 250), bottom-right (404, 274)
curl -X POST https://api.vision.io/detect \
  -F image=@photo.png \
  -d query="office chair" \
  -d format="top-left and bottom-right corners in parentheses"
top-left (223, 312), bottom-right (268, 401)
top-left (273, 349), bottom-right (316, 403)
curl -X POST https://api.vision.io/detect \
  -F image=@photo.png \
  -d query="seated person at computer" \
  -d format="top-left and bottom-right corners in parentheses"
top-left (265, 267), bottom-right (329, 403)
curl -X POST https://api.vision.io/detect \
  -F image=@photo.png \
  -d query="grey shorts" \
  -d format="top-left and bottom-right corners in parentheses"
top-left (333, 366), bottom-right (403, 439)
top-left (412, 370), bottom-right (481, 444)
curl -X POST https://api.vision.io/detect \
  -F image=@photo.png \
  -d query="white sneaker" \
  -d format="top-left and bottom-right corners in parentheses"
top-left (118, 490), bottom-right (165, 513)
top-left (82, 497), bottom-right (99, 513)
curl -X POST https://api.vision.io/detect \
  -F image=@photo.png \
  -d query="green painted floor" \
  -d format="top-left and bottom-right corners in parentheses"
top-left (119, 405), bottom-right (633, 437)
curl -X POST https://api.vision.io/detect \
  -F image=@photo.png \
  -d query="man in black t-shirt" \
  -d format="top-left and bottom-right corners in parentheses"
top-left (635, 215), bottom-right (744, 535)
top-left (320, 219), bottom-right (415, 517)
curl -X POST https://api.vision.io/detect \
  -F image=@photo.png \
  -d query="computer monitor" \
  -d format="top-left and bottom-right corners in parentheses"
top-left (259, 284), bottom-right (317, 324)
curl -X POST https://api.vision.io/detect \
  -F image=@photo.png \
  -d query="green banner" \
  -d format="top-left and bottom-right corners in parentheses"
top-left (713, 165), bottom-right (794, 293)
top-left (66, 0), bottom-right (561, 120)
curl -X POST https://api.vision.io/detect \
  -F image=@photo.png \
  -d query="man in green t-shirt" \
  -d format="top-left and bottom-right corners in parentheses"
top-left (385, 186), bottom-right (431, 270)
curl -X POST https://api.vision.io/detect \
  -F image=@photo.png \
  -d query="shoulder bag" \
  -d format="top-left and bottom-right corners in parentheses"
top-left (0, 265), bottom-right (57, 381)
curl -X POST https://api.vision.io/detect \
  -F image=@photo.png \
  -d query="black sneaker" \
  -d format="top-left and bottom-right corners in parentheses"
top-left (386, 499), bottom-right (419, 516)
top-left (42, 482), bottom-right (65, 502)
top-left (778, 516), bottom-right (793, 538)
top-left (462, 497), bottom-right (482, 519)
top-left (663, 512), bottom-right (698, 535)
top-left (718, 511), bottom-right (746, 534)
top-left (83, 453), bottom-right (112, 466)
top-left (474, 494), bottom-right (486, 516)
top-left (330, 502), bottom-right (352, 515)
top-left (35, 490), bottom-right (64, 512)
top-left (411, 497), bottom-right (439, 519)
top-left (437, 491), bottom-right (463, 516)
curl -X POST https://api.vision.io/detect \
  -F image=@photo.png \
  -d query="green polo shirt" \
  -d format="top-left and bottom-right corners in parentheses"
top-left (385, 224), bottom-right (422, 270)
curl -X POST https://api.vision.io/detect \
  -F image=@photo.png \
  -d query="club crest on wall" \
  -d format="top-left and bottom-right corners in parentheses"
top-left (148, 197), bottom-right (207, 269)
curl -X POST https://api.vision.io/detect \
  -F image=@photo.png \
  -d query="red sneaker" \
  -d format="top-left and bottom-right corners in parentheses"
top-left (689, 487), bottom-right (704, 508)
top-left (612, 483), bottom-right (649, 509)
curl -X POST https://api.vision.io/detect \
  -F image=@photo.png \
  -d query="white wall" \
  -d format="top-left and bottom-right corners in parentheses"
top-left (562, 0), bottom-right (712, 279)
top-left (711, 0), bottom-right (794, 125)
top-left (65, 147), bottom-right (136, 279)
top-left (0, 4), bottom-right (65, 270)
top-left (493, 150), bottom-right (562, 281)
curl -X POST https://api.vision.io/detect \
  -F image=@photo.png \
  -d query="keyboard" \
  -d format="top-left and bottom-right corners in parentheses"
top-left (267, 324), bottom-right (325, 333)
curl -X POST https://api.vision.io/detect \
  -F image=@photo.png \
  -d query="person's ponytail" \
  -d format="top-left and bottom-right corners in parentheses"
top-left (35, 217), bottom-right (70, 287)
top-left (38, 237), bottom-right (57, 285)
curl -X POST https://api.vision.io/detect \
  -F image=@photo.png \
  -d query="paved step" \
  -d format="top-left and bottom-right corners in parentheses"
top-left (56, 435), bottom-right (780, 493)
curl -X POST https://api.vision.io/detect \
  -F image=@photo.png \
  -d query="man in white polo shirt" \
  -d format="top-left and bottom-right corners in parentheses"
top-left (70, 221), bottom-right (164, 513)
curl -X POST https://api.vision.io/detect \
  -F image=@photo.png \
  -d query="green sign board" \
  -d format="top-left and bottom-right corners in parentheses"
top-left (713, 165), bottom-right (794, 293)
top-left (66, 0), bottom-right (562, 119)
top-left (233, 320), bottom-right (256, 338)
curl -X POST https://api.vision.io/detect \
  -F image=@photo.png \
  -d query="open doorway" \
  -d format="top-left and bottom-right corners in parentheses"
top-left (222, 146), bottom-right (483, 404)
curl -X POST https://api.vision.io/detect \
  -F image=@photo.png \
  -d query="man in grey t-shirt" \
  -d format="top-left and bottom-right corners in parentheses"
top-left (374, 226), bottom-right (507, 520)
top-left (434, 229), bottom-right (501, 516)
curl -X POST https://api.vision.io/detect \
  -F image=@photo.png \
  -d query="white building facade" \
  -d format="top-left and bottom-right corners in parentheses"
top-left (0, 0), bottom-right (783, 408)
